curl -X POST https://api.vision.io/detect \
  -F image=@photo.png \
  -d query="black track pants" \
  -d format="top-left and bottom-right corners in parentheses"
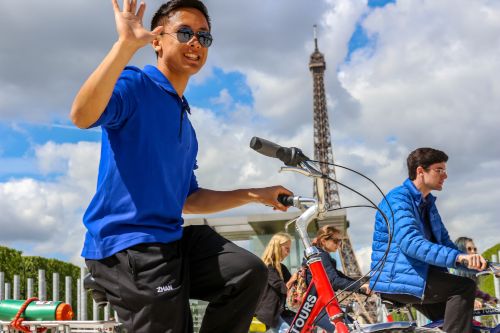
top-left (86, 225), bottom-right (268, 333)
top-left (381, 267), bottom-right (476, 333)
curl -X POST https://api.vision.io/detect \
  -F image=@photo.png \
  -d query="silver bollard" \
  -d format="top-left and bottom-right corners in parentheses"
top-left (93, 299), bottom-right (99, 320)
top-left (493, 254), bottom-right (500, 300)
top-left (65, 276), bottom-right (72, 305)
top-left (4, 282), bottom-right (11, 300)
top-left (53, 272), bottom-right (60, 301)
top-left (80, 267), bottom-right (88, 320)
top-left (38, 269), bottom-right (46, 301)
top-left (13, 275), bottom-right (20, 300)
top-left (77, 278), bottom-right (81, 321)
top-left (0, 272), bottom-right (4, 300)
top-left (104, 304), bottom-right (110, 321)
top-left (27, 278), bottom-right (34, 298)
top-left (492, 253), bottom-right (500, 323)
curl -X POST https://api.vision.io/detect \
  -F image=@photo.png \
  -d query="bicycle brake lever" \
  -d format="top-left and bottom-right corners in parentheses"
top-left (279, 166), bottom-right (314, 177)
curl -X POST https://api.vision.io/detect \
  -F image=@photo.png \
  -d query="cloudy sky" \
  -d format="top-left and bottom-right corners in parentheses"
top-left (0, 0), bottom-right (499, 272)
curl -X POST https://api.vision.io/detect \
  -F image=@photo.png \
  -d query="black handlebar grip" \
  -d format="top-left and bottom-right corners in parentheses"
top-left (460, 259), bottom-right (469, 267)
top-left (250, 137), bottom-right (284, 159)
top-left (250, 136), bottom-right (309, 166)
top-left (277, 194), bottom-right (294, 207)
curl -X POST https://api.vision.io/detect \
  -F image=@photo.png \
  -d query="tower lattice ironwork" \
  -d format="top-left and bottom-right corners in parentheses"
top-left (309, 25), bottom-right (378, 324)
top-left (309, 26), bottom-right (361, 278)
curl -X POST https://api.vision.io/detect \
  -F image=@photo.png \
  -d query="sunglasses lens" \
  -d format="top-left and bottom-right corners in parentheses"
top-left (197, 32), bottom-right (213, 47)
top-left (177, 29), bottom-right (193, 43)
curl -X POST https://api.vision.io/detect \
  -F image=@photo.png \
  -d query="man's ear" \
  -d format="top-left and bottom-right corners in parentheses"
top-left (416, 166), bottom-right (425, 176)
top-left (152, 38), bottom-right (162, 54)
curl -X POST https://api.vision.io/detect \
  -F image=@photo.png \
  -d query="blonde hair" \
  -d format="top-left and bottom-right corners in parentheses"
top-left (261, 232), bottom-right (292, 279)
top-left (313, 225), bottom-right (341, 250)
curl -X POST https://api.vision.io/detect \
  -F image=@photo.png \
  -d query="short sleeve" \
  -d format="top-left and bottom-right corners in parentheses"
top-left (88, 67), bottom-right (140, 129)
top-left (187, 170), bottom-right (200, 196)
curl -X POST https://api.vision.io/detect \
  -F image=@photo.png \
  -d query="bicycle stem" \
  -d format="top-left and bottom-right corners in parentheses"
top-left (280, 160), bottom-right (328, 259)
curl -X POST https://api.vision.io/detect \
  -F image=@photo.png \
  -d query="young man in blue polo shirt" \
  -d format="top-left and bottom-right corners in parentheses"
top-left (70, 0), bottom-right (292, 332)
top-left (369, 148), bottom-right (487, 333)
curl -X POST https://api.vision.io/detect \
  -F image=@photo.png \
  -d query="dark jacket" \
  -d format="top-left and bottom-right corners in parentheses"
top-left (255, 263), bottom-right (291, 327)
top-left (304, 248), bottom-right (362, 292)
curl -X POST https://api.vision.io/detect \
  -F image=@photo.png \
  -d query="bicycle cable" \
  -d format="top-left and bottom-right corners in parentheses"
top-left (303, 161), bottom-right (395, 327)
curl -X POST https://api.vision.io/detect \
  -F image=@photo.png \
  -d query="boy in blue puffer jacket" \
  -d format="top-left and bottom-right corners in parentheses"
top-left (369, 147), bottom-right (487, 333)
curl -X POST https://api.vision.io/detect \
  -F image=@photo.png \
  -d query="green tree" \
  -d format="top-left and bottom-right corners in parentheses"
top-left (479, 243), bottom-right (500, 297)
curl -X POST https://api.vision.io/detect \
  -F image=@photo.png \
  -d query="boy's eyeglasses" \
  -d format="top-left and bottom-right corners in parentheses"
top-left (161, 27), bottom-right (213, 48)
top-left (427, 168), bottom-right (447, 175)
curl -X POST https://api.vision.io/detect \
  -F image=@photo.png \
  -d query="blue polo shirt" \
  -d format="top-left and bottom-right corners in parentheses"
top-left (81, 65), bottom-right (200, 259)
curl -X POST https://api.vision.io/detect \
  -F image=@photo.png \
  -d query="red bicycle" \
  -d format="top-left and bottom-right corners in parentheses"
top-left (250, 137), bottom-right (442, 333)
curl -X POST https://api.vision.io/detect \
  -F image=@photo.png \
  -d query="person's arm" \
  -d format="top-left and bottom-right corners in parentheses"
top-left (70, 0), bottom-right (163, 128)
top-left (183, 186), bottom-right (292, 214)
top-left (319, 252), bottom-right (361, 292)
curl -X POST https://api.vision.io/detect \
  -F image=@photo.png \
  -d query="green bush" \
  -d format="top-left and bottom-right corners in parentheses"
top-left (479, 243), bottom-right (500, 297)
top-left (0, 246), bottom-right (81, 317)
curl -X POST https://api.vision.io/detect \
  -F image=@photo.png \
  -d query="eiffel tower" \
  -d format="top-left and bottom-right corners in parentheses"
top-left (309, 26), bottom-right (377, 323)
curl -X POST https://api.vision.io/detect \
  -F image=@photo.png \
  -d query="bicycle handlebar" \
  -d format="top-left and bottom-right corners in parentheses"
top-left (277, 194), bottom-right (294, 207)
top-left (459, 259), bottom-right (500, 277)
top-left (250, 136), bottom-right (310, 166)
top-left (250, 137), bottom-right (327, 256)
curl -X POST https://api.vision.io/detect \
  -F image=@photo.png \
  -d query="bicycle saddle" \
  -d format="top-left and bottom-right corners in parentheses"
top-left (378, 294), bottom-right (411, 311)
top-left (83, 273), bottom-right (108, 307)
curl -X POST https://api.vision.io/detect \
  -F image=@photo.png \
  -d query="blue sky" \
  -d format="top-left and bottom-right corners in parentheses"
top-left (1, 0), bottom-right (498, 268)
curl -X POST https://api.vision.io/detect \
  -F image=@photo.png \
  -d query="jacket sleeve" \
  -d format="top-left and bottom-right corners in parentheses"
top-left (267, 266), bottom-right (287, 295)
top-left (391, 193), bottom-right (460, 268)
top-left (320, 252), bottom-right (361, 291)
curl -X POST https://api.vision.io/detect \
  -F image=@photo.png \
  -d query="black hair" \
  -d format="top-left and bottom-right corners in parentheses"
top-left (407, 147), bottom-right (448, 180)
top-left (151, 0), bottom-right (211, 32)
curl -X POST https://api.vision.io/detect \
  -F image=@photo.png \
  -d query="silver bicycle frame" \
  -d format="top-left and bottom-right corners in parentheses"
top-left (281, 160), bottom-right (328, 259)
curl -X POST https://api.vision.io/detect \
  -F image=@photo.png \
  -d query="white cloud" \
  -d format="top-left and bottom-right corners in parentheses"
top-left (209, 89), bottom-right (233, 109)
top-left (0, 142), bottom-right (99, 265)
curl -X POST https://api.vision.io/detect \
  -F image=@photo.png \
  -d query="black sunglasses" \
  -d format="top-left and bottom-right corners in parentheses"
top-left (162, 27), bottom-right (213, 48)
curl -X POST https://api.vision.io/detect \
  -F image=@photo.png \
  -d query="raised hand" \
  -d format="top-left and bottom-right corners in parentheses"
top-left (111, 0), bottom-right (163, 50)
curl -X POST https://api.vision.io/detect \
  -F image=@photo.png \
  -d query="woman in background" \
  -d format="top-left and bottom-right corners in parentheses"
top-left (452, 237), bottom-right (498, 309)
top-left (256, 232), bottom-right (294, 333)
top-left (305, 225), bottom-right (370, 330)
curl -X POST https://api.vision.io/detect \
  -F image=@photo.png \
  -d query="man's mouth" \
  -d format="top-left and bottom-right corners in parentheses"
top-left (184, 53), bottom-right (200, 61)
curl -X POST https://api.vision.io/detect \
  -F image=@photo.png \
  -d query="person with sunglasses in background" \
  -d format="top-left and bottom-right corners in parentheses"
top-left (370, 148), bottom-right (488, 333)
top-left (451, 237), bottom-right (498, 309)
top-left (70, 1), bottom-right (292, 332)
top-left (302, 225), bottom-right (370, 331)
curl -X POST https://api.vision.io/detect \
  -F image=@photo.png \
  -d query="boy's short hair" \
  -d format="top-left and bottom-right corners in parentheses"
top-left (151, 0), bottom-right (211, 31)
top-left (407, 147), bottom-right (448, 180)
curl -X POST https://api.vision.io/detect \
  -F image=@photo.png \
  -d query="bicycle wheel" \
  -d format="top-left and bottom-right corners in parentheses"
top-left (371, 328), bottom-right (443, 332)
top-left (350, 323), bottom-right (443, 332)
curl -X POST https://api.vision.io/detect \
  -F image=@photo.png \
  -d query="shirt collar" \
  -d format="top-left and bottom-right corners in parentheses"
top-left (143, 65), bottom-right (191, 114)
top-left (403, 178), bottom-right (436, 207)
top-left (143, 65), bottom-right (177, 95)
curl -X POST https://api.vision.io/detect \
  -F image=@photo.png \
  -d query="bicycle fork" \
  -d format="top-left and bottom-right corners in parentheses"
top-left (288, 256), bottom-right (349, 333)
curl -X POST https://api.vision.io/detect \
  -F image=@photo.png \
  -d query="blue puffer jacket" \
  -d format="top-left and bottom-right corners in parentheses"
top-left (369, 179), bottom-right (460, 298)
